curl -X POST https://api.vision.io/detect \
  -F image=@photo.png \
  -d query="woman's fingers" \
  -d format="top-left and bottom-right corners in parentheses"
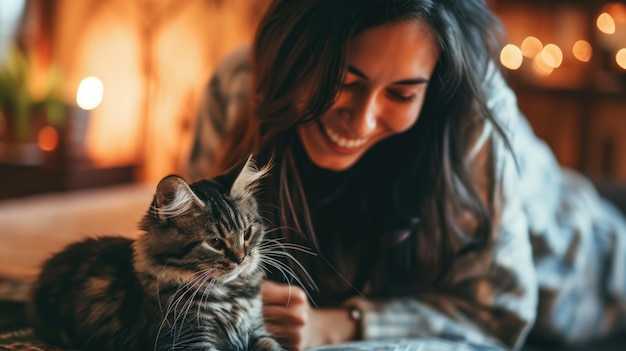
top-left (261, 281), bottom-right (311, 351)
top-left (262, 280), bottom-right (309, 306)
top-left (263, 304), bottom-right (307, 325)
top-left (262, 282), bottom-right (309, 327)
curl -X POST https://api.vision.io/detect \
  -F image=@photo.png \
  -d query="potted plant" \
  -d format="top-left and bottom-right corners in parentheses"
top-left (0, 46), bottom-right (65, 145)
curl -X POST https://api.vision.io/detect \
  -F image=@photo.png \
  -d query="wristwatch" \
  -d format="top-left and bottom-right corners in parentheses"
top-left (348, 306), bottom-right (362, 323)
top-left (347, 305), bottom-right (363, 340)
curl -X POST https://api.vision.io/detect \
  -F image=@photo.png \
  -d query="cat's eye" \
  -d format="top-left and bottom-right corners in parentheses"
top-left (209, 237), bottom-right (224, 250)
top-left (243, 227), bottom-right (253, 241)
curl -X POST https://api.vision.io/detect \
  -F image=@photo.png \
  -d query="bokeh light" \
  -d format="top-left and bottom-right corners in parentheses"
top-left (573, 40), bottom-right (593, 62)
top-left (617, 48), bottom-right (626, 70)
top-left (37, 126), bottom-right (59, 151)
top-left (76, 76), bottom-right (104, 110)
top-left (597, 12), bottom-right (616, 34)
top-left (540, 44), bottom-right (564, 68)
top-left (500, 44), bottom-right (523, 70)
top-left (533, 55), bottom-right (554, 76)
top-left (521, 37), bottom-right (543, 58)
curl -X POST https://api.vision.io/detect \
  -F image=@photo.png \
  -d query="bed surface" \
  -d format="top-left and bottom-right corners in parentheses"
top-left (1, 182), bottom-right (626, 350)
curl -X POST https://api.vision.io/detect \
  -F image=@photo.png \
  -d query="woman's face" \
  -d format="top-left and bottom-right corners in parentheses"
top-left (297, 20), bottom-right (440, 171)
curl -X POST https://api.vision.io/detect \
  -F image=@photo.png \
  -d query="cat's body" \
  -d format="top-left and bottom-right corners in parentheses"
top-left (28, 158), bottom-right (282, 351)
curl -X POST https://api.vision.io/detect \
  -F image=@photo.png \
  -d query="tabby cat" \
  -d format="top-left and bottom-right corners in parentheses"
top-left (28, 157), bottom-right (283, 351)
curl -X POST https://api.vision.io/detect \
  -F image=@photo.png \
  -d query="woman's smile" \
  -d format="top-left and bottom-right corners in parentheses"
top-left (320, 121), bottom-right (369, 150)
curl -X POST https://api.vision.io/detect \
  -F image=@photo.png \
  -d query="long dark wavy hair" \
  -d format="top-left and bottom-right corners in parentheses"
top-left (216, 0), bottom-right (509, 299)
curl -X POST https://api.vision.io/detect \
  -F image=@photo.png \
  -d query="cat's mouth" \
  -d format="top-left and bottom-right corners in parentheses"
top-left (215, 265), bottom-right (246, 283)
top-left (211, 261), bottom-right (248, 278)
top-left (184, 265), bottom-right (243, 288)
top-left (190, 257), bottom-right (257, 286)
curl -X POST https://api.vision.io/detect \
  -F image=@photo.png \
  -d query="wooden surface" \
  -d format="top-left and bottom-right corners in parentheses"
top-left (0, 183), bottom-right (154, 281)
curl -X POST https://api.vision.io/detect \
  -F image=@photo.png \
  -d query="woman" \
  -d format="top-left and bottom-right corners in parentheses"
top-left (187, 1), bottom-right (626, 350)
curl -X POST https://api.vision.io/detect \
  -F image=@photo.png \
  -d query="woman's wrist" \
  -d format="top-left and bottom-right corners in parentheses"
top-left (346, 305), bottom-right (363, 340)
top-left (311, 308), bottom-right (360, 345)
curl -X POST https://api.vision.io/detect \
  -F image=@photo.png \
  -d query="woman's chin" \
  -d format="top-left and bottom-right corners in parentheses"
top-left (307, 154), bottom-right (361, 171)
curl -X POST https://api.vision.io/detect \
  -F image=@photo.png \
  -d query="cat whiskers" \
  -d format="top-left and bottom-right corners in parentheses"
top-left (173, 271), bottom-right (215, 346)
top-left (257, 237), bottom-right (319, 306)
top-left (154, 268), bottom-right (216, 351)
top-left (265, 228), bottom-right (368, 302)
top-left (196, 276), bottom-right (219, 324)
top-left (176, 271), bottom-right (219, 332)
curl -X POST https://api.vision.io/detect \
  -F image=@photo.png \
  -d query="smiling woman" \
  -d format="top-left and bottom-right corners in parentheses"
top-left (297, 20), bottom-right (438, 171)
top-left (184, 1), bottom-right (626, 351)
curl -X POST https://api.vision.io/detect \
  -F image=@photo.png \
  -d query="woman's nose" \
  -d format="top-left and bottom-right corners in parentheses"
top-left (349, 95), bottom-right (378, 136)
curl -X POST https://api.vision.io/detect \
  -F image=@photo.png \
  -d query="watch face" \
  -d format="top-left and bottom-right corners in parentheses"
top-left (348, 307), bottom-right (362, 322)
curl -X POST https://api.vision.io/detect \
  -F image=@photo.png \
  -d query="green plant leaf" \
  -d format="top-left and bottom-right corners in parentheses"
top-left (0, 45), bottom-right (66, 142)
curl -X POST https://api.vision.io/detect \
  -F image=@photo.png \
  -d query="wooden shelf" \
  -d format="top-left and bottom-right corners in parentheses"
top-left (0, 161), bottom-right (136, 200)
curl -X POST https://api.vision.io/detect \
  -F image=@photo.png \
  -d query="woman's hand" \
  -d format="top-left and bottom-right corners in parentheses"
top-left (261, 280), bottom-right (359, 351)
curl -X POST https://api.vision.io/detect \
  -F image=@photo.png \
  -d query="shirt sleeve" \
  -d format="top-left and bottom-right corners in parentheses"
top-left (186, 44), bottom-right (251, 181)
top-left (343, 64), bottom-right (539, 351)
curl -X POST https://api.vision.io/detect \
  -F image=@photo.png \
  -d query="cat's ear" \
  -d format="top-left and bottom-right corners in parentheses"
top-left (230, 155), bottom-right (271, 199)
top-left (216, 155), bottom-right (270, 199)
top-left (154, 175), bottom-right (203, 220)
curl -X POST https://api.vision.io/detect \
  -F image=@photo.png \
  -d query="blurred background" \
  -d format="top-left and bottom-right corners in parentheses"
top-left (0, 0), bottom-right (625, 199)
top-left (0, 0), bottom-right (268, 199)
top-left (1, 2), bottom-right (625, 348)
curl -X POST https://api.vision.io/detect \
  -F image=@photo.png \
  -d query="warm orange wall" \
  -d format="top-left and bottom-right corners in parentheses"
top-left (51, 0), bottom-right (267, 181)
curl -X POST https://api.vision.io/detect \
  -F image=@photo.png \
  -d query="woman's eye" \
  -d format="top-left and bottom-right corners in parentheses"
top-left (340, 81), bottom-right (360, 89)
top-left (388, 91), bottom-right (416, 102)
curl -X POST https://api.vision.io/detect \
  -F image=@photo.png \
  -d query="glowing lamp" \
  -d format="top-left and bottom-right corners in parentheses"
top-left (64, 76), bottom-right (104, 161)
top-left (76, 77), bottom-right (104, 110)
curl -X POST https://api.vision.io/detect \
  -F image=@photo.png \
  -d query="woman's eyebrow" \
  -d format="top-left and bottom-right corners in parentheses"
top-left (347, 65), bottom-right (430, 85)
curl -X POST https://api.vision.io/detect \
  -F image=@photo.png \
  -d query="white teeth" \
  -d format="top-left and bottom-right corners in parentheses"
top-left (323, 125), bottom-right (367, 149)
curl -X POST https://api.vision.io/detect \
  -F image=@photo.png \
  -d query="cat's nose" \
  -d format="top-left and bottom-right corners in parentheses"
top-left (230, 251), bottom-right (246, 264)
top-left (236, 254), bottom-right (246, 264)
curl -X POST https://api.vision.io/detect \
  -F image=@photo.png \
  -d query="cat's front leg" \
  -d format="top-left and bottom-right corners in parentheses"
top-left (254, 336), bottom-right (284, 351)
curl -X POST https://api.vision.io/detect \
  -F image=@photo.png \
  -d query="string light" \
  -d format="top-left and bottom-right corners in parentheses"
top-left (533, 55), bottom-right (554, 76)
top-left (617, 48), bottom-right (626, 70)
top-left (500, 44), bottom-right (523, 70)
top-left (573, 40), bottom-right (593, 62)
top-left (597, 12), bottom-right (616, 34)
top-left (521, 37), bottom-right (543, 58)
top-left (540, 44), bottom-right (563, 68)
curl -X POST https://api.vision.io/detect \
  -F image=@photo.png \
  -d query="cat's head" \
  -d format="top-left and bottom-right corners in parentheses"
top-left (134, 156), bottom-right (270, 285)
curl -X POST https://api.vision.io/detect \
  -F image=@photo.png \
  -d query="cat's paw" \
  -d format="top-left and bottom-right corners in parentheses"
top-left (254, 336), bottom-right (283, 351)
